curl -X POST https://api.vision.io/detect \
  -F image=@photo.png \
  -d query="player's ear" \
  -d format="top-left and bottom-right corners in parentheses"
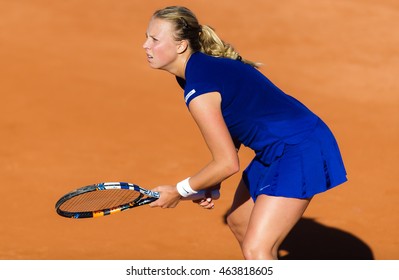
top-left (177, 40), bottom-right (188, 54)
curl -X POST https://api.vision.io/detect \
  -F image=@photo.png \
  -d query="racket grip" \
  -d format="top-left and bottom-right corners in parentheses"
top-left (182, 189), bottom-right (220, 201)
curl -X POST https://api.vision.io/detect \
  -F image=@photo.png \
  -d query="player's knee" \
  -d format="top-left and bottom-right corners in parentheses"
top-left (225, 213), bottom-right (235, 229)
top-left (241, 240), bottom-right (276, 260)
top-left (226, 213), bottom-right (241, 234)
top-left (226, 214), bottom-right (245, 242)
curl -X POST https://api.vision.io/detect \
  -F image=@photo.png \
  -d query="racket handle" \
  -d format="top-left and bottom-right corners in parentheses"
top-left (181, 189), bottom-right (220, 201)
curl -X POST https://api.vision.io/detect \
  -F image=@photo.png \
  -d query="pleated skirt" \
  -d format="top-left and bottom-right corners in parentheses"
top-left (243, 119), bottom-right (347, 200)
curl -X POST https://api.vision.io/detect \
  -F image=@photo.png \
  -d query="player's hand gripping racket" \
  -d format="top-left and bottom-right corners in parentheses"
top-left (55, 182), bottom-right (220, 219)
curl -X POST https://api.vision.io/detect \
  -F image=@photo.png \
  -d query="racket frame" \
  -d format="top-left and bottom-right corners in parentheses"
top-left (55, 182), bottom-right (159, 219)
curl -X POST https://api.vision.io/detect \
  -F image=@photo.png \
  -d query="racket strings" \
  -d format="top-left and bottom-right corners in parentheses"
top-left (59, 189), bottom-right (141, 212)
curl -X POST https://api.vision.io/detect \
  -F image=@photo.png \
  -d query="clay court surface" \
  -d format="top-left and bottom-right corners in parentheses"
top-left (1, 0), bottom-right (398, 260)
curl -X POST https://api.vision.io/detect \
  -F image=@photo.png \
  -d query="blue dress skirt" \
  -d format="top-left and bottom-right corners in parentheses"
top-left (243, 119), bottom-right (347, 200)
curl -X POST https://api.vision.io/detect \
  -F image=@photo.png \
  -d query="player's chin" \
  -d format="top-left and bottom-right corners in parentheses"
top-left (147, 60), bottom-right (161, 69)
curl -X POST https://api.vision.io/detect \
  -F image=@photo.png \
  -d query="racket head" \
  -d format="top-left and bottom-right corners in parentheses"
top-left (55, 182), bottom-right (159, 219)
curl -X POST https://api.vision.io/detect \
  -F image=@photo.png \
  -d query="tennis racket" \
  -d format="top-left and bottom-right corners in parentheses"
top-left (55, 182), bottom-right (220, 219)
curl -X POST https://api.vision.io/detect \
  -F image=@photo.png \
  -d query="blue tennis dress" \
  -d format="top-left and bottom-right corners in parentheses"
top-left (177, 52), bottom-right (347, 200)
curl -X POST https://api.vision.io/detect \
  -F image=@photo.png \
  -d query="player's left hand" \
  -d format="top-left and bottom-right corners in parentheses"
top-left (193, 184), bottom-right (220, 210)
top-left (194, 197), bottom-right (215, 209)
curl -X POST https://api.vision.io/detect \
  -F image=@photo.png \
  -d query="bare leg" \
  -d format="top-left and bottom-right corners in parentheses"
top-left (242, 195), bottom-right (311, 260)
top-left (226, 179), bottom-right (253, 246)
top-left (226, 179), bottom-right (311, 259)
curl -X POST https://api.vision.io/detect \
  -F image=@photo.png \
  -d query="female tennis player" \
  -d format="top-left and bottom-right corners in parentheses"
top-left (144, 6), bottom-right (347, 259)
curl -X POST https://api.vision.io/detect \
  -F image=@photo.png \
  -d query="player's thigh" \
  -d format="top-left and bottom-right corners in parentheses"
top-left (244, 195), bottom-right (310, 249)
top-left (226, 179), bottom-right (253, 234)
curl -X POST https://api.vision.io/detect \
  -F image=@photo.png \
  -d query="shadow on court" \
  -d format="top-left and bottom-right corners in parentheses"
top-left (279, 217), bottom-right (374, 260)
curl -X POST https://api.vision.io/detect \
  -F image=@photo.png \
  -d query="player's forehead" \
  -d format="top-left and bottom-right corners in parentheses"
top-left (146, 17), bottom-right (175, 39)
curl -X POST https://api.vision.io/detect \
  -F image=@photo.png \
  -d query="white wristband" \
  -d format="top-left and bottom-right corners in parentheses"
top-left (176, 177), bottom-right (198, 197)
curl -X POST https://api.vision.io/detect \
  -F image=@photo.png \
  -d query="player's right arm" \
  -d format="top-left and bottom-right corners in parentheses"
top-left (187, 91), bottom-right (240, 191)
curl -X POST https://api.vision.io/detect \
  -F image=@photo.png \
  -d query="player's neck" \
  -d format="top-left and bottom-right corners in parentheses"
top-left (169, 51), bottom-right (192, 79)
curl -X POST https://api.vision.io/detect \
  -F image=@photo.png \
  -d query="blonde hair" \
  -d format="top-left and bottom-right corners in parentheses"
top-left (153, 6), bottom-right (260, 68)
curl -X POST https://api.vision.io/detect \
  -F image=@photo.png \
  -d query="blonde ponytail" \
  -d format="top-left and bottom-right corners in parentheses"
top-left (199, 25), bottom-right (260, 68)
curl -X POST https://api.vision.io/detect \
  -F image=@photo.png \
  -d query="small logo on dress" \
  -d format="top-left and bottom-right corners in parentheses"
top-left (259, 185), bottom-right (271, 191)
top-left (185, 89), bottom-right (196, 103)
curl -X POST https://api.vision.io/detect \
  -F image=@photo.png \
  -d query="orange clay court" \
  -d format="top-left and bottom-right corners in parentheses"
top-left (0, 0), bottom-right (398, 259)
